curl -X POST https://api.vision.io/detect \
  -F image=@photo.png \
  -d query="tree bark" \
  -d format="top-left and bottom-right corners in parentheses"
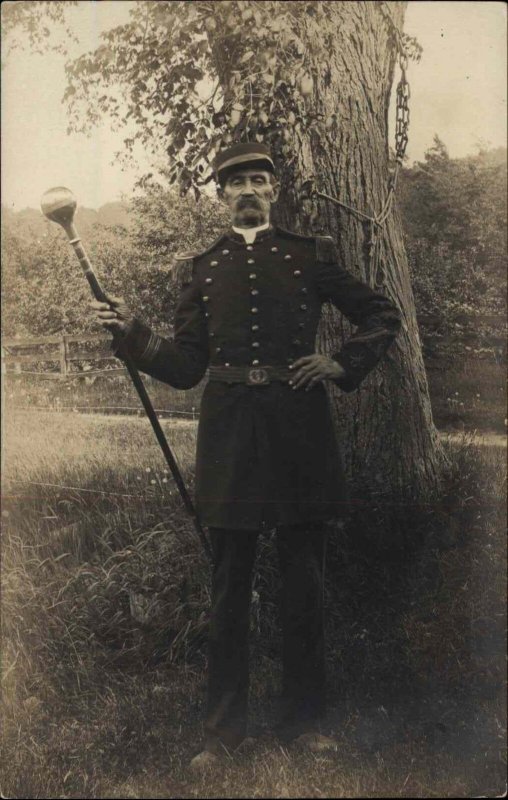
top-left (218, 0), bottom-right (447, 500)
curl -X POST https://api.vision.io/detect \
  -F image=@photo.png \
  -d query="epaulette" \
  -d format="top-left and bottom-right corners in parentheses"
top-left (275, 225), bottom-right (315, 242)
top-left (173, 253), bottom-right (196, 286)
top-left (173, 233), bottom-right (229, 285)
top-left (190, 232), bottom-right (230, 261)
top-left (315, 235), bottom-right (337, 264)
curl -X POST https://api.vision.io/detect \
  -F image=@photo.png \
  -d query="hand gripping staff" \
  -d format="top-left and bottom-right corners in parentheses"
top-left (40, 187), bottom-right (213, 564)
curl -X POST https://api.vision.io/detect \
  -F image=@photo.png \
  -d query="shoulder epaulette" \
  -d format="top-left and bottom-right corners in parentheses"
top-left (172, 256), bottom-right (194, 285)
top-left (315, 235), bottom-right (337, 264)
top-left (275, 225), bottom-right (315, 242)
top-left (175, 251), bottom-right (199, 262)
top-left (191, 232), bottom-right (229, 260)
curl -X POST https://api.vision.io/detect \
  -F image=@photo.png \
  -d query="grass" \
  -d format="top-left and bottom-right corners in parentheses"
top-left (1, 409), bottom-right (506, 798)
top-left (3, 372), bottom-right (204, 417)
top-left (426, 359), bottom-right (506, 433)
top-left (4, 353), bottom-right (506, 432)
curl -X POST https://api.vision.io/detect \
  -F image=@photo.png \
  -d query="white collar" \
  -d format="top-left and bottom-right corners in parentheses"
top-left (232, 221), bottom-right (270, 244)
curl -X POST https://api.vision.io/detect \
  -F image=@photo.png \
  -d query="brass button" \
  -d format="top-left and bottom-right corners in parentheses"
top-left (251, 307), bottom-right (259, 314)
top-left (251, 289), bottom-right (259, 296)
top-left (271, 246), bottom-right (278, 253)
top-left (225, 362), bottom-right (230, 367)
top-left (284, 254), bottom-right (292, 261)
top-left (247, 258), bottom-right (255, 264)
top-left (216, 346), bottom-right (222, 353)
top-left (251, 324), bottom-right (259, 331)
top-left (293, 269), bottom-right (302, 277)
top-left (246, 245), bottom-right (254, 251)
top-left (301, 287), bottom-right (308, 294)
top-left (300, 304), bottom-right (308, 311)
top-left (252, 342), bottom-right (260, 348)
top-left (203, 296), bottom-right (210, 302)
top-left (205, 278), bottom-right (213, 284)
top-left (252, 359), bottom-right (260, 366)
top-left (222, 249), bottom-right (230, 255)
top-left (249, 273), bottom-right (257, 280)
top-left (210, 261), bottom-right (218, 266)
top-left (205, 312), bottom-right (210, 319)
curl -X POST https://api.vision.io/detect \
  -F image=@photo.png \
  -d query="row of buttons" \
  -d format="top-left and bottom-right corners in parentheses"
top-left (205, 246), bottom-right (308, 367)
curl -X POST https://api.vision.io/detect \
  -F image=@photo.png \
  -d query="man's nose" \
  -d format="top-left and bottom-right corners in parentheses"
top-left (240, 180), bottom-right (255, 194)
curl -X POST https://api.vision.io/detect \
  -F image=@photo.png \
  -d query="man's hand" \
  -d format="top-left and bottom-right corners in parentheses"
top-left (90, 293), bottom-right (135, 337)
top-left (289, 354), bottom-right (346, 391)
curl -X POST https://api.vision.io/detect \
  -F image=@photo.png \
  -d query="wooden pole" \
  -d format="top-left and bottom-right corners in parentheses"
top-left (59, 333), bottom-right (68, 379)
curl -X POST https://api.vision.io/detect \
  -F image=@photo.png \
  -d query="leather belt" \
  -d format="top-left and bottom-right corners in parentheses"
top-left (208, 365), bottom-right (293, 386)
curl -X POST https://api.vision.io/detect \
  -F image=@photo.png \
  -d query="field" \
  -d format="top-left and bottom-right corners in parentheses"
top-left (2, 406), bottom-right (506, 798)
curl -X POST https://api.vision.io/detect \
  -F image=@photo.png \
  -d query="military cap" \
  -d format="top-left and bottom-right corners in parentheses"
top-left (213, 142), bottom-right (275, 185)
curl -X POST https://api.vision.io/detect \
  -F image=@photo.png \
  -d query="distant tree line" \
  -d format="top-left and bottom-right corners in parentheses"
top-left (399, 138), bottom-right (506, 365)
top-left (2, 141), bottom-right (506, 366)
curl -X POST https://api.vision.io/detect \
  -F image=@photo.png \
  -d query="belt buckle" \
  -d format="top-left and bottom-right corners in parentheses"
top-left (247, 367), bottom-right (269, 386)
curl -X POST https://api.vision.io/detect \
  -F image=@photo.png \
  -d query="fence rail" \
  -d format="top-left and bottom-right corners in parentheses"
top-left (2, 332), bottom-right (125, 379)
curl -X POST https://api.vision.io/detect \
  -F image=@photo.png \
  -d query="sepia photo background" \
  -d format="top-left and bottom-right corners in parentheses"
top-left (2, 2), bottom-right (506, 798)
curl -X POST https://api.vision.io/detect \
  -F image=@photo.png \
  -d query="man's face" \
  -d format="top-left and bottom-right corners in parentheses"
top-left (219, 168), bottom-right (280, 227)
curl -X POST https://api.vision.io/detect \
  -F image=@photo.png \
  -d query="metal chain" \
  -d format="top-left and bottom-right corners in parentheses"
top-left (314, 13), bottom-right (413, 288)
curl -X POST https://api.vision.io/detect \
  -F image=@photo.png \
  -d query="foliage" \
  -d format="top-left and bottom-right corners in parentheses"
top-left (1, 215), bottom-right (131, 337)
top-left (398, 138), bottom-right (507, 364)
top-left (1, 188), bottom-right (227, 338)
top-left (6, 0), bottom-right (414, 200)
top-left (1, 0), bottom-right (78, 56)
top-left (60, 0), bottom-right (344, 193)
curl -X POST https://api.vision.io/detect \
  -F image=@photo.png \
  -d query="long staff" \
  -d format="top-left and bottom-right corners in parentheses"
top-left (40, 186), bottom-right (213, 564)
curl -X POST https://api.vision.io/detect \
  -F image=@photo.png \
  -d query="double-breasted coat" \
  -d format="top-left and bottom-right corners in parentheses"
top-left (114, 225), bottom-right (401, 530)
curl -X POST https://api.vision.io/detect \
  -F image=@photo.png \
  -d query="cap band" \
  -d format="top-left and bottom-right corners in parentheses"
top-left (216, 152), bottom-right (275, 175)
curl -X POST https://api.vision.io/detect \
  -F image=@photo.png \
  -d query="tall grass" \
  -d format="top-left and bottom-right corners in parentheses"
top-left (2, 410), bottom-right (506, 798)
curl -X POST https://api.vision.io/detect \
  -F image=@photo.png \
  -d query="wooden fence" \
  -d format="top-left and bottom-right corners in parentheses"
top-left (2, 332), bottom-right (128, 380)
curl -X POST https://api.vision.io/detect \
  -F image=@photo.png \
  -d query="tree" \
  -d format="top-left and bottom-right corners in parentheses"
top-left (399, 140), bottom-right (507, 363)
top-left (5, 0), bottom-right (448, 500)
top-left (1, 190), bottom-right (228, 337)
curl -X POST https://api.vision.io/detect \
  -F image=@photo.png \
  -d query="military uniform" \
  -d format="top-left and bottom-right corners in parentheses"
top-left (113, 142), bottom-right (401, 753)
top-left (115, 225), bottom-right (401, 530)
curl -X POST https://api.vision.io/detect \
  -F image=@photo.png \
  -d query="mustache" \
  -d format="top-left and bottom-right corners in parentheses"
top-left (236, 196), bottom-right (262, 209)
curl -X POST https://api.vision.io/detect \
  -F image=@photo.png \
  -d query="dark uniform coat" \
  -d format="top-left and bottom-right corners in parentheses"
top-left (115, 225), bottom-right (401, 530)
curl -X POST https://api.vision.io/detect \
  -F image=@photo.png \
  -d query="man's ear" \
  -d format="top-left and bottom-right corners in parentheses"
top-left (270, 179), bottom-right (281, 204)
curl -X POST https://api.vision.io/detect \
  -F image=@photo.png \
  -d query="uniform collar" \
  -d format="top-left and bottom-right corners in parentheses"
top-left (228, 223), bottom-right (275, 244)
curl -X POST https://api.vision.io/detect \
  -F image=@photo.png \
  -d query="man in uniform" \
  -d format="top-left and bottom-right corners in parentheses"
top-left (92, 142), bottom-right (401, 769)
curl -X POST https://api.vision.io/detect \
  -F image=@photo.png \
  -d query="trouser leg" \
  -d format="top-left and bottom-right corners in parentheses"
top-left (276, 521), bottom-right (328, 738)
top-left (204, 527), bottom-right (259, 753)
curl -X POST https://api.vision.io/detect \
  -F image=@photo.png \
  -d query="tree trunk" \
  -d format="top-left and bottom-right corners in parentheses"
top-left (214, 0), bottom-right (446, 500)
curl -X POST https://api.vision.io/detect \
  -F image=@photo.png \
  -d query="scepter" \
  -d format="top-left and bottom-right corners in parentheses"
top-left (40, 186), bottom-right (213, 564)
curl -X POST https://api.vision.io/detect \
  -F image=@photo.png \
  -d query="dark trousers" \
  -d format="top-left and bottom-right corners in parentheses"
top-left (204, 522), bottom-right (328, 753)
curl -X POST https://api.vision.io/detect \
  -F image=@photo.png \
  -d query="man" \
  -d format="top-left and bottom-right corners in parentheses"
top-left (92, 142), bottom-right (401, 769)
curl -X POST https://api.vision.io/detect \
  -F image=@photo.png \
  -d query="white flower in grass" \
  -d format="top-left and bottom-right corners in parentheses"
top-left (150, 479), bottom-right (156, 485)
top-left (145, 467), bottom-right (151, 473)
top-left (137, 476), bottom-right (142, 481)
top-left (162, 478), bottom-right (168, 484)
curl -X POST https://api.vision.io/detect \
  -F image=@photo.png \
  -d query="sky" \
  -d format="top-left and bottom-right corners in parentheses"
top-left (1, 0), bottom-right (506, 211)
